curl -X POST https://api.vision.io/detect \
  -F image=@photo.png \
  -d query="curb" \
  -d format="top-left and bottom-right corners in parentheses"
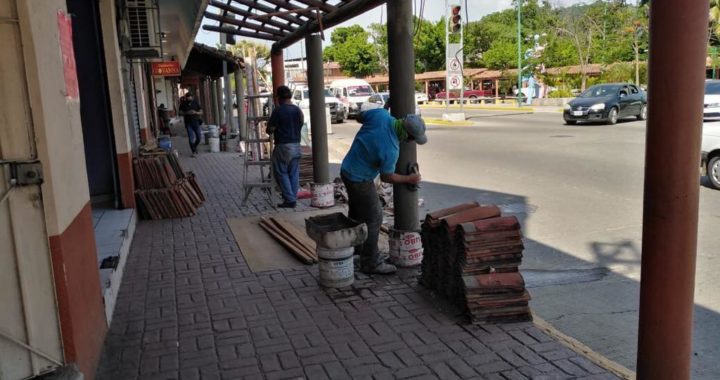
top-left (424, 118), bottom-right (475, 126)
top-left (420, 104), bottom-right (534, 112)
top-left (532, 314), bottom-right (636, 380)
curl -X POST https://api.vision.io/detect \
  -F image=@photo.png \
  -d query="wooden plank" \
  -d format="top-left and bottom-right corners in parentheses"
top-left (259, 219), bottom-right (315, 264)
top-left (267, 219), bottom-right (317, 262)
top-left (270, 218), bottom-right (317, 260)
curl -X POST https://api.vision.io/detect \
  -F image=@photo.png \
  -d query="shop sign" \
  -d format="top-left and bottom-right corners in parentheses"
top-left (151, 61), bottom-right (181, 77)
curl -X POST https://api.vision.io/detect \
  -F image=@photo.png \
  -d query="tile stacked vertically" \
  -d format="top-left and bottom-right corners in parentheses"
top-left (421, 203), bottom-right (532, 323)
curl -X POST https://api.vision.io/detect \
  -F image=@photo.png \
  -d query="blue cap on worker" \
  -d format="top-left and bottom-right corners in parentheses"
top-left (403, 114), bottom-right (427, 145)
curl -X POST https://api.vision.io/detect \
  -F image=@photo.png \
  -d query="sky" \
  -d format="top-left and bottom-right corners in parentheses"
top-left (194, 0), bottom-right (628, 60)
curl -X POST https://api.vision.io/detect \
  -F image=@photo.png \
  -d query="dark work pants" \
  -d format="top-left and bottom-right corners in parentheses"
top-left (186, 120), bottom-right (201, 153)
top-left (342, 172), bottom-right (382, 269)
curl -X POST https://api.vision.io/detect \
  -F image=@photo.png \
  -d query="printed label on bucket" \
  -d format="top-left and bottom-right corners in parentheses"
top-left (319, 257), bottom-right (354, 287)
top-left (311, 183), bottom-right (334, 208)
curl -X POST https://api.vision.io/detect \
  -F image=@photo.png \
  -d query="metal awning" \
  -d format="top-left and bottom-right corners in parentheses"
top-left (183, 43), bottom-right (244, 78)
top-left (202, 0), bottom-right (386, 52)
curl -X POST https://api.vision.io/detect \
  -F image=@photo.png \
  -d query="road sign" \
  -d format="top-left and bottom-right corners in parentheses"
top-left (449, 58), bottom-right (461, 73)
top-left (449, 74), bottom-right (462, 90)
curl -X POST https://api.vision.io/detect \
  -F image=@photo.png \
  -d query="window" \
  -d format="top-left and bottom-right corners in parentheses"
top-left (705, 81), bottom-right (720, 95)
top-left (629, 85), bottom-right (639, 94)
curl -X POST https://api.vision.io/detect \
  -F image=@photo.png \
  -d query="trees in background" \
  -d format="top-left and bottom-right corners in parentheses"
top-left (320, 0), bottom-right (657, 88)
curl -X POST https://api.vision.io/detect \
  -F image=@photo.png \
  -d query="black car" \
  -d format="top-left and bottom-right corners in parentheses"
top-left (563, 83), bottom-right (647, 125)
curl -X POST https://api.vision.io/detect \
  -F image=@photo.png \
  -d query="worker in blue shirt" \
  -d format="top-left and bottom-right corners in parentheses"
top-left (267, 86), bottom-right (304, 208)
top-left (341, 108), bottom-right (427, 274)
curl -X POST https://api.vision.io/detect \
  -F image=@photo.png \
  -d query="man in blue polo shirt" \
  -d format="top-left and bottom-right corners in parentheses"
top-left (268, 86), bottom-right (304, 208)
top-left (341, 108), bottom-right (427, 274)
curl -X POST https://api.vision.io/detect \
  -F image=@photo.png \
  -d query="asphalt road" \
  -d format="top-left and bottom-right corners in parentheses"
top-left (328, 109), bottom-right (720, 379)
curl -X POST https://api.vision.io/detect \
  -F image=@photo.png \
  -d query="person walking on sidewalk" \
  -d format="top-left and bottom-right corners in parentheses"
top-left (267, 85), bottom-right (304, 208)
top-left (179, 93), bottom-right (203, 156)
top-left (341, 108), bottom-right (427, 274)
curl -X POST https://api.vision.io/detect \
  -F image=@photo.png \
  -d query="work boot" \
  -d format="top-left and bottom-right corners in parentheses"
top-left (361, 262), bottom-right (397, 275)
top-left (277, 201), bottom-right (296, 208)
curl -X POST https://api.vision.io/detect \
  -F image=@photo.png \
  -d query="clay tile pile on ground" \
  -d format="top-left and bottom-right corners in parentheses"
top-left (421, 203), bottom-right (532, 324)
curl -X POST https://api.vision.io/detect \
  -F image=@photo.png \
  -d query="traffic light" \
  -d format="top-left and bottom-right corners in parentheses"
top-left (450, 5), bottom-right (462, 33)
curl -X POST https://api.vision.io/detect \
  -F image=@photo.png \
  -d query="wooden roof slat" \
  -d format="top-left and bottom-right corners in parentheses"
top-left (293, 0), bottom-right (337, 13)
top-left (262, 0), bottom-right (315, 21)
top-left (203, 24), bottom-right (282, 41)
top-left (204, 12), bottom-right (288, 38)
top-left (208, 0), bottom-right (297, 33)
top-left (230, 0), bottom-right (306, 26)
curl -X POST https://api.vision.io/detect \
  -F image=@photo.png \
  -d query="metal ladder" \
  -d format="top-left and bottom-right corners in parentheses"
top-left (242, 93), bottom-right (276, 207)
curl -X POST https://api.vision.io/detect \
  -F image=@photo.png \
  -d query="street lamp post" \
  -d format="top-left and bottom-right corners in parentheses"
top-left (517, 0), bottom-right (522, 107)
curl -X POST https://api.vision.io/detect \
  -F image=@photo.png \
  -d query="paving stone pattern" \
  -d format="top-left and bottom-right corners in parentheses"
top-left (96, 138), bottom-right (620, 380)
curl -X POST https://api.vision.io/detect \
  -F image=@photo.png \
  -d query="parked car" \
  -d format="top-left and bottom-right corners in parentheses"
top-left (434, 89), bottom-right (493, 101)
top-left (328, 79), bottom-right (375, 119)
top-left (702, 121), bottom-right (720, 189)
top-left (704, 80), bottom-right (720, 121)
top-left (415, 92), bottom-right (429, 104)
top-left (563, 83), bottom-right (647, 125)
top-left (291, 86), bottom-right (346, 124)
top-left (361, 92), bottom-right (421, 115)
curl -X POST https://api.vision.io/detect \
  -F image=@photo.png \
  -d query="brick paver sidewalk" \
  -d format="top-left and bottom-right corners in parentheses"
top-left (96, 137), bottom-right (620, 380)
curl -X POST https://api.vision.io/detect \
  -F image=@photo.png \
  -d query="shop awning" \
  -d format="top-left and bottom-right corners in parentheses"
top-left (183, 43), bottom-right (244, 78)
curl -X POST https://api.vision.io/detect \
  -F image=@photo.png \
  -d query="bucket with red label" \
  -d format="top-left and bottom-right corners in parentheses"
top-left (388, 228), bottom-right (423, 267)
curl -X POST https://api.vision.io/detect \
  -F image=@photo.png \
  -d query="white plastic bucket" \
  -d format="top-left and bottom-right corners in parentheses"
top-left (209, 137), bottom-right (220, 152)
top-left (317, 247), bottom-right (354, 260)
top-left (311, 182), bottom-right (334, 208)
top-left (389, 229), bottom-right (423, 267)
top-left (318, 247), bottom-right (354, 288)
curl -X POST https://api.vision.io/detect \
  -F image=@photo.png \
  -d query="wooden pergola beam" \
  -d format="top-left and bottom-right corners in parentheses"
top-left (204, 12), bottom-right (288, 39)
top-left (229, 0), bottom-right (306, 26)
top-left (262, 0), bottom-right (315, 22)
top-left (208, 0), bottom-right (297, 33)
top-left (202, 24), bottom-right (281, 41)
top-left (293, 0), bottom-right (337, 14)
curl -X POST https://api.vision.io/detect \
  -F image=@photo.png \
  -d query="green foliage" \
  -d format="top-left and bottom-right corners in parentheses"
top-left (323, 25), bottom-right (379, 77)
top-left (414, 18), bottom-right (446, 73)
top-left (483, 40), bottom-right (519, 69)
top-left (547, 89), bottom-right (573, 98)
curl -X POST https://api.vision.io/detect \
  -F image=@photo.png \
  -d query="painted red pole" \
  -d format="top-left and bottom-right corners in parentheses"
top-left (636, 1), bottom-right (708, 379)
top-left (271, 50), bottom-right (284, 104)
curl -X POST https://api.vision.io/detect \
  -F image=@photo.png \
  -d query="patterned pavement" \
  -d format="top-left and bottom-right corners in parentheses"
top-left (95, 136), bottom-right (621, 380)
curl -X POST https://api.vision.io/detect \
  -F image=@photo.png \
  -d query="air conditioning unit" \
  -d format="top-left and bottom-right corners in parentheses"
top-left (122, 0), bottom-right (161, 58)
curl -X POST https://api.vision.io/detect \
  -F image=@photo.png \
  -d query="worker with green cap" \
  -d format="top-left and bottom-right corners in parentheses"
top-left (341, 108), bottom-right (427, 274)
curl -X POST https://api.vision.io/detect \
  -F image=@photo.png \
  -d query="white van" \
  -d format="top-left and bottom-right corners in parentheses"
top-left (290, 85), bottom-right (346, 124)
top-left (329, 79), bottom-right (375, 118)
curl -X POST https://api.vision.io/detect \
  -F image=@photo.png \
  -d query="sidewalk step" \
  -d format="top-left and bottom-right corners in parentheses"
top-left (246, 160), bottom-right (272, 166)
top-left (244, 182), bottom-right (272, 187)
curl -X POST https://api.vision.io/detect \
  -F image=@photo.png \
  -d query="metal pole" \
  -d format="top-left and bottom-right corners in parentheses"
top-left (235, 69), bottom-right (246, 140)
top-left (221, 33), bottom-right (233, 133)
top-left (445, 0), bottom-right (449, 113)
top-left (215, 78), bottom-right (224, 125)
top-left (388, 0), bottom-right (418, 232)
top-left (306, 33), bottom-right (329, 184)
top-left (460, 18), bottom-right (464, 113)
top-left (210, 80), bottom-right (219, 125)
top-left (517, 0), bottom-right (522, 107)
top-left (636, 1), bottom-right (707, 379)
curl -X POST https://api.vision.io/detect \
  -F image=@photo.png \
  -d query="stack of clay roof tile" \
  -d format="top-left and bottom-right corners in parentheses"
top-left (134, 150), bottom-right (205, 220)
top-left (421, 202), bottom-right (532, 323)
top-left (299, 146), bottom-right (314, 186)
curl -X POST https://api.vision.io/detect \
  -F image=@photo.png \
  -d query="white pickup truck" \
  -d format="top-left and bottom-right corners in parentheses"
top-left (702, 122), bottom-right (720, 189)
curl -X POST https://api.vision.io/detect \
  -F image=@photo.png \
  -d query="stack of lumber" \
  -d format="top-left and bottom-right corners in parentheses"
top-left (299, 146), bottom-right (314, 186)
top-left (259, 217), bottom-right (318, 264)
top-left (134, 150), bottom-right (205, 219)
top-left (421, 203), bottom-right (532, 324)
